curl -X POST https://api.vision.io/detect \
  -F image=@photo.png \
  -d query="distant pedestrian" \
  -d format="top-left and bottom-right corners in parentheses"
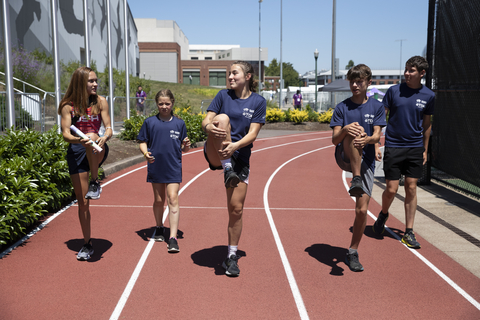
top-left (137, 89), bottom-right (191, 253)
top-left (201, 61), bottom-right (266, 277)
top-left (372, 56), bottom-right (435, 249)
top-left (58, 66), bottom-right (113, 261)
top-left (330, 64), bottom-right (386, 271)
top-left (136, 86), bottom-right (147, 116)
top-left (293, 89), bottom-right (303, 110)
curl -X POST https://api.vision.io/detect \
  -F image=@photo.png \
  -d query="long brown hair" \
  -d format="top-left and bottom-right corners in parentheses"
top-left (231, 61), bottom-right (258, 93)
top-left (57, 66), bottom-right (100, 116)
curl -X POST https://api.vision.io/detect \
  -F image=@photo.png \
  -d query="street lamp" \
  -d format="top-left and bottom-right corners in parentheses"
top-left (314, 49), bottom-right (319, 111)
top-left (259, 0), bottom-right (263, 91)
top-left (396, 39), bottom-right (406, 83)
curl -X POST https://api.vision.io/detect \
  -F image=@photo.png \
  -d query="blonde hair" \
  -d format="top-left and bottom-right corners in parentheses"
top-left (57, 66), bottom-right (100, 116)
top-left (155, 89), bottom-right (175, 116)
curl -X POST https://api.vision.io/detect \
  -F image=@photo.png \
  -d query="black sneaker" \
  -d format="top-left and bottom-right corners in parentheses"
top-left (345, 252), bottom-right (364, 272)
top-left (349, 176), bottom-right (365, 197)
top-left (372, 211), bottom-right (389, 235)
top-left (167, 237), bottom-right (180, 253)
top-left (224, 166), bottom-right (240, 189)
top-left (402, 231), bottom-right (421, 249)
top-left (222, 254), bottom-right (240, 276)
top-left (153, 226), bottom-right (165, 242)
top-left (77, 240), bottom-right (94, 261)
top-left (85, 180), bottom-right (102, 200)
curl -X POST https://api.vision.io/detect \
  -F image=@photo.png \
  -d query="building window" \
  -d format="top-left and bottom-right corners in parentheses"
top-left (380, 76), bottom-right (385, 79)
top-left (388, 81), bottom-right (394, 84)
top-left (218, 55), bottom-right (221, 59)
top-left (205, 57), bottom-right (212, 60)
top-left (227, 53), bottom-right (230, 57)
top-left (183, 71), bottom-right (200, 85)
top-left (191, 57), bottom-right (198, 60)
top-left (209, 71), bottom-right (226, 87)
top-left (222, 54), bottom-right (225, 58)
top-left (379, 81), bottom-right (385, 85)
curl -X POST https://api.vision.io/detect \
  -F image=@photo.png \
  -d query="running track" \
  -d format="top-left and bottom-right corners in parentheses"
top-left (1, 131), bottom-right (479, 319)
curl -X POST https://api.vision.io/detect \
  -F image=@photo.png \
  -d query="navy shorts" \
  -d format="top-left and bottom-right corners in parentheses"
top-left (383, 147), bottom-right (424, 180)
top-left (67, 143), bottom-right (109, 175)
top-left (203, 142), bottom-right (250, 183)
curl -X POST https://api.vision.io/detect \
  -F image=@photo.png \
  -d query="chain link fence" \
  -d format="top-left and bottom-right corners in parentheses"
top-left (428, 0), bottom-right (480, 197)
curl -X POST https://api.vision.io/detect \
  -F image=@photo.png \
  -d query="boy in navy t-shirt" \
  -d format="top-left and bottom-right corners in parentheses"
top-left (372, 56), bottom-right (435, 249)
top-left (330, 64), bottom-right (386, 271)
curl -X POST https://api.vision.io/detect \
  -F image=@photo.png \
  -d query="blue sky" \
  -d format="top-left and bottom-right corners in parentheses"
top-left (129, 0), bottom-right (429, 75)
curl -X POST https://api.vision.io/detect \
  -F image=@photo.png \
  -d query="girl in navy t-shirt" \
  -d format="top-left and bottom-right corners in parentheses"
top-left (138, 89), bottom-right (191, 253)
top-left (201, 61), bottom-right (267, 276)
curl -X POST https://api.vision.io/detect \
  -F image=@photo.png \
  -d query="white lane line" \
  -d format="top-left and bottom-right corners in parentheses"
top-left (263, 145), bottom-right (334, 320)
top-left (341, 171), bottom-right (480, 310)
top-left (109, 168), bottom-right (209, 320)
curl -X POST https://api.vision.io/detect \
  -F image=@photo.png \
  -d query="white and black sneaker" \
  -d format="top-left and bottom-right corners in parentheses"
top-left (85, 180), bottom-right (102, 200)
top-left (77, 240), bottom-right (94, 261)
top-left (222, 255), bottom-right (240, 277)
top-left (153, 226), bottom-right (165, 242)
top-left (167, 237), bottom-right (180, 253)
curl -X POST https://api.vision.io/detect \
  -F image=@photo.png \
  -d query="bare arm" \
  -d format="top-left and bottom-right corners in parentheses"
top-left (97, 96), bottom-right (113, 148)
top-left (60, 104), bottom-right (89, 145)
top-left (422, 114), bottom-right (432, 165)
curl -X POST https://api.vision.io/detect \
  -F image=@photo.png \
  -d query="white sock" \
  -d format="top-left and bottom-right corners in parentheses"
top-left (221, 159), bottom-right (232, 170)
top-left (348, 248), bottom-right (357, 255)
top-left (228, 245), bottom-right (238, 258)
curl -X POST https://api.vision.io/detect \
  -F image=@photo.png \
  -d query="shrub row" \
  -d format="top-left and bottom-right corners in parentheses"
top-left (0, 128), bottom-right (73, 246)
top-left (266, 105), bottom-right (333, 124)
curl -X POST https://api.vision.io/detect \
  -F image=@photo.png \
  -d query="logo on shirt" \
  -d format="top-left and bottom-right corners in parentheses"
top-left (79, 115), bottom-right (100, 122)
top-left (416, 99), bottom-right (426, 110)
top-left (170, 130), bottom-right (180, 140)
top-left (243, 108), bottom-right (254, 119)
top-left (364, 114), bottom-right (374, 124)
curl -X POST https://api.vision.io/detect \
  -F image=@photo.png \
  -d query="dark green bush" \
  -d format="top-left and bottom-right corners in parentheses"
top-left (119, 114), bottom-right (147, 140)
top-left (0, 127), bottom-right (72, 246)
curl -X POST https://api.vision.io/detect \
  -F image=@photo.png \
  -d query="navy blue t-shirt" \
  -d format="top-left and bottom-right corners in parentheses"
top-left (137, 115), bottom-right (187, 183)
top-left (330, 97), bottom-right (387, 171)
top-left (207, 89), bottom-right (266, 164)
top-left (383, 83), bottom-right (435, 148)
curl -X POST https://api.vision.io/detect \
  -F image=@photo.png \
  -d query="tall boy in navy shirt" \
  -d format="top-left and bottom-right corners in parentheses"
top-left (330, 64), bottom-right (386, 271)
top-left (372, 56), bottom-right (435, 249)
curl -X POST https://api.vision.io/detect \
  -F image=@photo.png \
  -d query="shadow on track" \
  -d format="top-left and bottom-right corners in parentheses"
top-left (305, 243), bottom-right (348, 276)
top-left (191, 245), bottom-right (246, 275)
top-left (65, 238), bottom-right (113, 262)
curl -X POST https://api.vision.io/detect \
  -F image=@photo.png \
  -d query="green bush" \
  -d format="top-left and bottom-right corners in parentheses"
top-left (318, 108), bottom-right (333, 123)
top-left (0, 127), bottom-right (72, 246)
top-left (289, 109), bottom-right (309, 123)
top-left (305, 105), bottom-right (320, 122)
top-left (119, 114), bottom-right (147, 140)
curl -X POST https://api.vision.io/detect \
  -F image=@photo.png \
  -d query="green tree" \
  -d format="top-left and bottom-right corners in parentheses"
top-left (345, 60), bottom-right (354, 69)
top-left (265, 58), bottom-right (301, 87)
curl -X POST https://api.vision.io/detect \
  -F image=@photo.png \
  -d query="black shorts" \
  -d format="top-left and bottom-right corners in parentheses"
top-left (203, 143), bottom-right (250, 183)
top-left (67, 143), bottom-right (109, 175)
top-left (383, 147), bottom-right (424, 180)
top-left (136, 104), bottom-right (144, 112)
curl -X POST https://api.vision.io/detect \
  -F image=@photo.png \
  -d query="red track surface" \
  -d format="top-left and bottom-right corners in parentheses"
top-left (1, 131), bottom-right (479, 319)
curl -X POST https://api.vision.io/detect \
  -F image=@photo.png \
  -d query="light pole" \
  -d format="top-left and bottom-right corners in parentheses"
top-left (396, 39), bottom-right (407, 83)
top-left (314, 49), bottom-right (319, 111)
top-left (259, 0), bottom-right (263, 91)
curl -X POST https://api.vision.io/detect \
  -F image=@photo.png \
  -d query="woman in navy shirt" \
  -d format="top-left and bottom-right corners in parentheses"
top-left (202, 61), bottom-right (267, 276)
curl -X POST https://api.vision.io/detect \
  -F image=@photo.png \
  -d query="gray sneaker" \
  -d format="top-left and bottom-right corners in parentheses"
top-left (402, 231), bottom-right (421, 249)
top-left (153, 227), bottom-right (165, 242)
top-left (167, 237), bottom-right (180, 253)
top-left (222, 255), bottom-right (240, 276)
top-left (349, 176), bottom-right (365, 198)
top-left (85, 180), bottom-right (102, 200)
top-left (77, 241), bottom-right (94, 261)
top-left (345, 252), bottom-right (364, 272)
top-left (224, 167), bottom-right (240, 189)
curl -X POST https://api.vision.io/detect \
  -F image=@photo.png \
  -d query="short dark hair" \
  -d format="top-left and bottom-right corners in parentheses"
top-left (346, 64), bottom-right (372, 81)
top-left (406, 56), bottom-right (429, 72)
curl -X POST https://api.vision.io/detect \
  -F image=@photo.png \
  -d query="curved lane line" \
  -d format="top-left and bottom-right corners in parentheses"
top-left (263, 145), bottom-right (334, 320)
top-left (340, 170), bottom-right (480, 310)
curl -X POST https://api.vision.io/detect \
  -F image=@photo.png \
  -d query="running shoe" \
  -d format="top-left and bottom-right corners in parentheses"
top-left (85, 180), bottom-right (102, 200)
top-left (348, 176), bottom-right (365, 198)
top-left (402, 231), bottom-right (421, 249)
top-left (222, 255), bottom-right (240, 276)
top-left (372, 211), bottom-right (389, 235)
top-left (224, 166), bottom-right (240, 189)
top-left (77, 241), bottom-right (94, 261)
top-left (345, 252), bottom-right (364, 272)
top-left (167, 237), bottom-right (180, 253)
top-left (153, 226), bottom-right (165, 242)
